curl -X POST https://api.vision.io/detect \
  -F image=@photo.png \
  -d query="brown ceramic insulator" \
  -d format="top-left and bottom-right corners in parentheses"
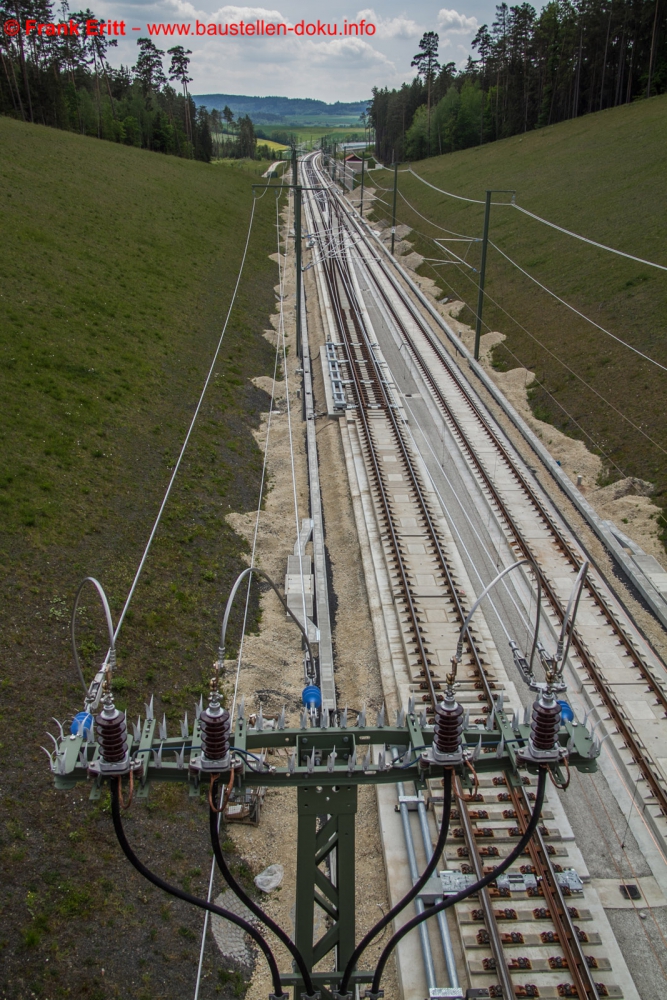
top-left (433, 697), bottom-right (464, 755)
top-left (530, 699), bottom-right (561, 751)
top-left (96, 708), bottom-right (128, 763)
top-left (200, 707), bottom-right (231, 761)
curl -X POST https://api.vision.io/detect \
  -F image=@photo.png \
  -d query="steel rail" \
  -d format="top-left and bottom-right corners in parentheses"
top-left (317, 229), bottom-right (439, 708)
top-left (322, 153), bottom-right (664, 678)
top-left (510, 783), bottom-right (602, 1000)
top-left (454, 775), bottom-right (516, 1000)
top-left (363, 251), bottom-right (660, 682)
top-left (313, 160), bottom-right (667, 819)
top-left (318, 190), bottom-right (493, 710)
top-left (360, 253), bottom-right (667, 816)
top-left (329, 200), bottom-right (486, 672)
top-left (305, 155), bottom-right (617, 996)
top-left (319, 178), bottom-right (595, 996)
top-left (430, 549), bottom-right (597, 1000)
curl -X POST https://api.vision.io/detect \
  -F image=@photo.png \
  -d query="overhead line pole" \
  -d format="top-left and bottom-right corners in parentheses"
top-left (474, 188), bottom-right (516, 361)
top-left (291, 146), bottom-right (302, 358)
top-left (360, 153), bottom-right (365, 219)
top-left (252, 177), bottom-right (324, 367)
top-left (295, 180), bottom-right (302, 359)
top-left (391, 159), bottom-right (398, 256)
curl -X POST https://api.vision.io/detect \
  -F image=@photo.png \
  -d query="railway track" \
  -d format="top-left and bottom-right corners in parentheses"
top-left (303, 158), bottom-right (630, 1000)
top-left (305, 153), bottom-right (667, 844)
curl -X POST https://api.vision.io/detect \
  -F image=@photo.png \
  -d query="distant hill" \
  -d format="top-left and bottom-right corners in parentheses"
top-left (193, 93), bottom-right (369, 125)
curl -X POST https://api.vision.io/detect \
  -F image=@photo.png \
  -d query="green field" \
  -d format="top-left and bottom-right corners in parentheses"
top-left (261, 125), bottom-right (366, 148)
top-left (0, 118), bottom-right (283, 995)
top-left (258, 138), bottom-right (290, 151)
top-left (369, 95), bottom-right (667, 546)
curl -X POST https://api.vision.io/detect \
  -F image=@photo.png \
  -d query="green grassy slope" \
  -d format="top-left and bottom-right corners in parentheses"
top-left (372, 95), bottom-right (667, 544)
top-left (0, 118), bottom-right (282, 996)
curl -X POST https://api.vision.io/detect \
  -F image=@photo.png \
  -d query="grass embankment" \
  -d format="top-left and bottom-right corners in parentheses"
top-left (370, 95), bottom-right (667, 546)
top-left (0, 117), bottom-right (283, 997)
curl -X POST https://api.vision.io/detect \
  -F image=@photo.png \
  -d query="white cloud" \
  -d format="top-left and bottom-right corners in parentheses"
top-left (355, 8), bottom-right (422, 40)
top-left (209, 4), bottom-right (284, 17)
top-left (164, 0), bottom-right (284, 18)
top-left (436, 8), bottom-right (478, 34)
top-left (192, 34), bottom-right (394, 98)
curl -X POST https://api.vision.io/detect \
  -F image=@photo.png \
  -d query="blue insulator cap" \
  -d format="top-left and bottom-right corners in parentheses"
top-left (302, 685), bottom-right (322, 710)
top-left (71, 711), bottom-right (93, 737)
top-left (557, 700), bottom-right (574, 722)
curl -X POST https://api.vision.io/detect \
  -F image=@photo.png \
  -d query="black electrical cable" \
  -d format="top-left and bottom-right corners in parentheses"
top-left (368, 767), bottom-right (548, 996)
top-left (339, 768), bottom-right (453, 995)
top-left (209, 781), bottom-right (317, 998)
top-left (110, 781), bottom-right (287, 999)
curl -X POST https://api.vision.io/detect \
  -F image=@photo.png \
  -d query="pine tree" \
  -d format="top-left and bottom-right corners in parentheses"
top-left (411, 31), bottom-right (440, 155)
top-left (167, 45), bottom-right (192, 148)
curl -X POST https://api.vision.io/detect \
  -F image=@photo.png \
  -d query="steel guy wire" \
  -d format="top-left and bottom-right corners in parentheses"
top-left (512, 202), bottom-right (667, 272)
top-left (489, 240), bottom-right (667, 373)
top-left (367, 182), bottom-right (479, 243)
top-left (369, 192), bottom-right (478, 269)
top-left (418, 244), bottom-right (627, 474)
top-left (405, 162), bottom-right (667, 294)
top-left (192, 194), bottom-right (289, 1000)
top-left (475, 267), bottom-right (667, 455)
top-left (408, 167), bottom-right (508, 205)
top-left (342, 168), bottom-right (629, 474)
top-left (103, 196), bottom-right (260, 666)
top-left (397, 187), bottom-right (479, 240)
top-left (416, 241), bottom-right (638, 470)
top-left (407, 164), bottom-right (667, 269)
top-left (230, 190), bottom-right (293, 724)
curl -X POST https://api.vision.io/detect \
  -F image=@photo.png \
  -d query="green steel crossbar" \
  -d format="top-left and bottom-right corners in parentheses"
top-left (49, 709), bottom-right (597, 994)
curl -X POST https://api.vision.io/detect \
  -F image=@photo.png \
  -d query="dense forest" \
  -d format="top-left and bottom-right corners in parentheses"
top-left (370, 0), bottom-right (667, 161)
top-left (0, 1), bottom-right (274, 161)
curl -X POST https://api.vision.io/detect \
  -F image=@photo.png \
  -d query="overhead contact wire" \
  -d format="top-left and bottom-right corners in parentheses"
top-left (407, 167), bottom-right (667, 273)
top-left (489, 240), bottom-right (667, 372)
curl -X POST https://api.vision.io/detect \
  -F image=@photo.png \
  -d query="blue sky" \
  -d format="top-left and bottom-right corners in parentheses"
top-left (95, 2), bottom-right (539, 100)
